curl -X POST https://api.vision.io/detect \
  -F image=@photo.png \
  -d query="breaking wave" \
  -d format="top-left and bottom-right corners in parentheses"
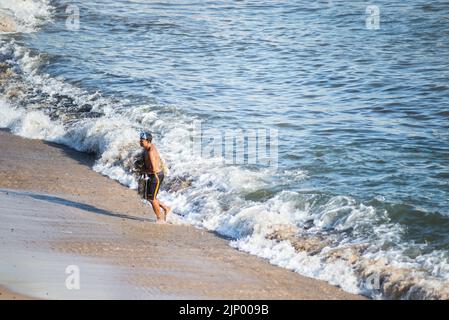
top-left (1, 4), bottom-right (449, 299)
top-left (0, 0), bottom-right (53, 33)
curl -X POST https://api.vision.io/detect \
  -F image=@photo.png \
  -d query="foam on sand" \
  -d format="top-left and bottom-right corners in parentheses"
top-left (1, 35), bottom-right (449, 299)
top-left (0, 133), bottom-right (362, 300)
top-left (0, 0), bottom-right (53, 33)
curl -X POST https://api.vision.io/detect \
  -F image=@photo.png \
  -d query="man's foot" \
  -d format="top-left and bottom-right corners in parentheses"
top-left (164, 207), bottom-right (172, 221)
top-left (156, 219), bottom-right (166, 224)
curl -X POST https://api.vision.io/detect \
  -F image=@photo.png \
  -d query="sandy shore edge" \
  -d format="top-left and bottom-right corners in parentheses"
top-left (0, 286), bottom-right (34, 300)
top-left (0, 130), bottom-right (365, 300)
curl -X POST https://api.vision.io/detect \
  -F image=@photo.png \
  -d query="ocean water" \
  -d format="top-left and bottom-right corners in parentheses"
top-left (1, 0), bottom-right (449, 299)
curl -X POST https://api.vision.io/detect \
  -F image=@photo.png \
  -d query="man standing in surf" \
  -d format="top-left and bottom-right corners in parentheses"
top-left (139, 132), bottom-right (171, 223)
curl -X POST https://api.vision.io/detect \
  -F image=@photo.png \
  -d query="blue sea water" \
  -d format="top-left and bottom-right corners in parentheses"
top-left (1, 0), bottom-right (449, 298)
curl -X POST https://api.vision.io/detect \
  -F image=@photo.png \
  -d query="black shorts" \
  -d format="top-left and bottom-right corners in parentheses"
top-left (145, 172), bottom-right (164, 201)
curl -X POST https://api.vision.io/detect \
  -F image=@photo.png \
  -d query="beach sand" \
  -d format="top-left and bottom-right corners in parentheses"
top-left (0, 286), bottom-right (34, 300)
top-left (0, 130), bottom-right (365, 299)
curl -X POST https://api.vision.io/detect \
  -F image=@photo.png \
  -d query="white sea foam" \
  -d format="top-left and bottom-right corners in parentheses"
top-left (0, 97), bottom-right (64, 140)
top-left (1, 39), bottom-right (449, 299)
top-left (232, 234), bottom-right (361, 294)
top-left (0, 97), bottom-right (22, 127)
top-left (0, 0), bottom-right (53, 33)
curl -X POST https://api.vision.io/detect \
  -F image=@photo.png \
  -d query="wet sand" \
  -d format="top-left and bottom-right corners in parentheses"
top-left (0, 130), bottom-right (365, 299)
top-left (0, 286), bottom-right (33, 300)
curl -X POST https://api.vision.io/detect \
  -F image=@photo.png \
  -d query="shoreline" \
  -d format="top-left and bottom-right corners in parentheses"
top-left (0, 286), bottom-right (34, 300)
top-left (0, 130), bottom-right (365, 299)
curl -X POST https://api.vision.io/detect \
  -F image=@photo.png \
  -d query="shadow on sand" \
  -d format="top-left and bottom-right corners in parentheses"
top-left (43, 140), bottom-right (97, 168)
top-left (26, 192), bottom-right (150, 223)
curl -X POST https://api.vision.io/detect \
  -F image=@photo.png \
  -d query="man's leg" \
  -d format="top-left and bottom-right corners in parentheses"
top-left (158, 201), bottom-right (172, 220)
top-left (154, 173), bottom-right (171, 221)
top-left (149, 199), bottom-right (164, 222)
top-left (147, 176), bottom-right (164, 223)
